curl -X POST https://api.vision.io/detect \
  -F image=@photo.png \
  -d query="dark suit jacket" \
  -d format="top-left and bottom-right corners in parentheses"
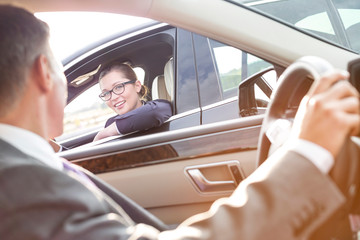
top-left (0, 139), bottom-right (345, 239)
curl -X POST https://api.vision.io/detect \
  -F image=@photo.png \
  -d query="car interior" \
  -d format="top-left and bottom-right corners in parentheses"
top-left (57, 10), bottom-right (358, 228)
top-left (2, 0), bottom-right (360, 238)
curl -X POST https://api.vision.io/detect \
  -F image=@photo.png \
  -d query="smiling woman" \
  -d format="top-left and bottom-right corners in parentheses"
top-left (35, 12), bottom-right (152, 138)
top-left (93, 62), bottom-right (172, 141)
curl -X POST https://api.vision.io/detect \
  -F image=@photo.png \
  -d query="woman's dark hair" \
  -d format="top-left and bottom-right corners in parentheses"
top-left (99, 62), bottom-right (149, 101)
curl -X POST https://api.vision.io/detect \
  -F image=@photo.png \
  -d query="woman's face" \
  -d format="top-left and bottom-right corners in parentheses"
top-left (99, 70), bottom-right (142, 115)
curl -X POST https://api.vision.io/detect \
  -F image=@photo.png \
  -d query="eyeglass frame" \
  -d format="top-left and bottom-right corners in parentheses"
top-left (98, 79), bottom-right (137, 101)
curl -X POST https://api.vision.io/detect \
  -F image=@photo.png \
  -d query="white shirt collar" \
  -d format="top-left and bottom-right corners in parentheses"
top-left (0, 123), bottom-right (63, 171)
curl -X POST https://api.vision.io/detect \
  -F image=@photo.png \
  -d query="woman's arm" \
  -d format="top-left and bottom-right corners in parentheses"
top-left (93, 122), bottom-right (119, 141)
top-left (93, 100), bottom-right (172, 141)
top-left (113, 99), bottom-right (172, 134)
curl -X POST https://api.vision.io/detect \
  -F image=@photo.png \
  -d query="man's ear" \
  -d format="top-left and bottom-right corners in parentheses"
top-left (32, 54), bottom-right (53, 93)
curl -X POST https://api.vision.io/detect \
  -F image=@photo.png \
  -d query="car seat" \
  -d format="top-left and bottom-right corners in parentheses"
top-left (152, 58), bottom-right (174, 102)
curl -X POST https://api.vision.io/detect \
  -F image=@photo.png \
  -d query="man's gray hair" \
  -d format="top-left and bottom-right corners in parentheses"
top-left (0, 5), bottom-right (50, 116)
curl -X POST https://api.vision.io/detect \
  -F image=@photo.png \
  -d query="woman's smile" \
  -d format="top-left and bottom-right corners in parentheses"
top-left (114, 100), bottom-right (126, 109)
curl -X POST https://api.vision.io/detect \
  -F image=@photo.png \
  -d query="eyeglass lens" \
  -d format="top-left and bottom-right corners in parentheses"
top-left (99, 80), bottom-right (135, 101)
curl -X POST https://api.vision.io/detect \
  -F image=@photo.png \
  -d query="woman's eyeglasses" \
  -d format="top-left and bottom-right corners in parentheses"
top-left (99, 80), bottom-right (136, 101)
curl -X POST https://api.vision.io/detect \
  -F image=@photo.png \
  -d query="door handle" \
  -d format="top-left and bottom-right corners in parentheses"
top-left (187, 169), bottom-right (236, 192)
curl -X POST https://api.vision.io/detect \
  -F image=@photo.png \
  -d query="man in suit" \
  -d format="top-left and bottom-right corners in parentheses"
top-left (0, 4), bottom-right (359, 240)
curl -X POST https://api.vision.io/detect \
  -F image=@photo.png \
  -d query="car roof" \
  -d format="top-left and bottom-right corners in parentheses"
top-left (1, 0), bottom-right (358, 69)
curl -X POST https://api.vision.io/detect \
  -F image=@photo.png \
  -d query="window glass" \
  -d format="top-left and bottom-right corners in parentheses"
top-left (193, 34), bottom-right (221, 106)
top-left (338, 9), bottom-right (360, 53)
top-left (295, 12), bottom-right (334, 35)
top-left (212, 45), bottom-right (242, 93)
top-left (338, 9), bottom-right (360, 29)
top-left (176, 29), bottom-right (200, 113)
top-left (210, 39), bottom-right (273, 100)
top-left (59, 67), bottom-right (145, 140)
top-left (63, 84), bottom-right (113, 139)
top-left (230, 0), bottom-right (360, 53)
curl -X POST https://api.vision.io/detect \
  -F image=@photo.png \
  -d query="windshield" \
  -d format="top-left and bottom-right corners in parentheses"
top-left (228, 0), bottom-right (360, 54)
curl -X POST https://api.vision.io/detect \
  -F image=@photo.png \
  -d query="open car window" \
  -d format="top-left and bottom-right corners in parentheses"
top-left (57, 67), bottom-right (146, 141)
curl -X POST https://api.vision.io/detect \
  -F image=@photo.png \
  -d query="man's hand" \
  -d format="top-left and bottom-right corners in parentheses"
top-left (292, 70), bottom-right (360, 158)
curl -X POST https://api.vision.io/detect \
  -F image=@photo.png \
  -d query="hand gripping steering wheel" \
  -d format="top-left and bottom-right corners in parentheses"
top-left (256, 56), bottom-right (360, 238)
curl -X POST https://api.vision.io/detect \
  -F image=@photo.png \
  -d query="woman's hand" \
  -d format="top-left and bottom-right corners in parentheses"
top-left (93, 123), bottom-right (120, 141)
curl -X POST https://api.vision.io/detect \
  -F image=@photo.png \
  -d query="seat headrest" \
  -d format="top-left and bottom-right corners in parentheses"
top-left (152, 75), bottom-right (170, 100)
top-left (164, 58), bottom-right (174, 102)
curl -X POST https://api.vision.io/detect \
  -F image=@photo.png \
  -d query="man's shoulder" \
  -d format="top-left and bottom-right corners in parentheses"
top-left (0, 141), bottom-right (97, 202)
top-left (0, 139), bottom-right (44, 168)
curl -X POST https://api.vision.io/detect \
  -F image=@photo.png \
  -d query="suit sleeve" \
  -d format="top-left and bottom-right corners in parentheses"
top-left (0, 164), bottom-right (136, 240)
top-left (105, 100), bottom-right (172, 134)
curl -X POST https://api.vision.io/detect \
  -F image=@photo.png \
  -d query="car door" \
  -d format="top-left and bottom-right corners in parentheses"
top-left (58, 24), bottom-right (280, 225)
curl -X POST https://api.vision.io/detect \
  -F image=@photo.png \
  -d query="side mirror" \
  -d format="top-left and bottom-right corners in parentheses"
top-left (238, 67), bottom-right (274, 117)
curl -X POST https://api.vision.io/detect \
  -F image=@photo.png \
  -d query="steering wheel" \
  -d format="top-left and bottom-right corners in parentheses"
top-left (257, 56), bottom-right (334, 165)
top-left (256, 56), bottom-right (360, 238)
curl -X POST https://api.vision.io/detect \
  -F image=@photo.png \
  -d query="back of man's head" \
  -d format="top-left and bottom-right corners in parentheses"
top-left (0, 5), bottom-right (50, 116)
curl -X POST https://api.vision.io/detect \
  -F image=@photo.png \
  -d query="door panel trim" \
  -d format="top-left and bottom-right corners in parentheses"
top-left (70, 124), bottom-right (260, 174)
top-left (98, 150), bottom-right (257, 224)
top-left (59, 115), bottom-right (263, 174)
